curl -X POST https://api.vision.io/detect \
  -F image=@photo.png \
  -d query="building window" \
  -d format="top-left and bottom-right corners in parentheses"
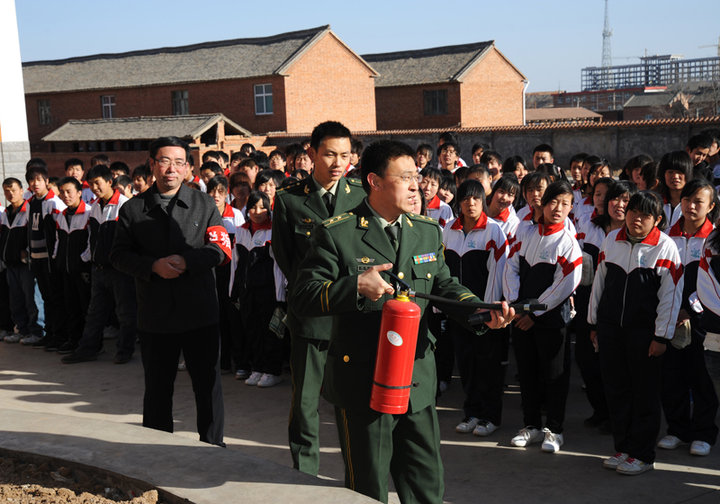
top-left (38, 99), bottom-right (51, 125)
top-left (254, 84), bottom-right (273, 115)
top-left (101, 95), bottom-right (115, 119)
top-left (424, 89), bottom-right (448, 116)
top-left (172, 90), bottom-right (189, 116)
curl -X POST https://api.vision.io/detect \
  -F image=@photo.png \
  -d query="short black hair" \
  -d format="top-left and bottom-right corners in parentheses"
top-left (245, 190), bottom-right (272, 220)
top-left (64, 158), bottom-right (84, 171)
top-left (149, 136), bottom-right (189, 160)
top-left (657, 151), bottom-right (693, 200)
top-left (533, 143), bottom-right (554, 156)
top-left (456, 180), bottom-right (487, 212)
top-left (202, 150), bottom-right (219, 163)
top-left (472, 143), bottom-right (489, 155)
top-left (113, 175), bottom-right (132, 189)
top-left (681, 178), bottom-right (720, 224)
top-left (466, 163), bottom-right (490, 179)
top-left (255, 168), bottom-right (284, 189)
top-left (420, 167), bottom-right (443, 183)
top-left (627, 190), bottom-right (667, 230)
top-left (536, 163), bottom-right (561, 182)
top-left (310, 121), bottom-right (351, 150)
top-left (351, 139), bottom-right (364, 155)
top-left (489, 174), bottom-right (520, 202)
top-left (26, 158), bottom-right (47, 171)
top-left (687, 133), bottom-right (713, 151)
top-left (521, 171), bottom-right (551, 195)
top-left (91, 154), bottom-right (109, 164)
top-left (480, 150), bottom-right (502, 166)
top-left (360, 140), bottom-right (415, 193)
top-left (57, 176), bottom-right (82, 192)
top-left (438, 132), bottom-right (457, 144)
top-left (416, 143), bottom-right (433, 158)
top-left (593, 180), bottom-right (636, 229)
top-left (201, 162), bottom-right (224, 177)
top-left (502, 155), bottom-right (527, 175)
top-left (86, 164), bottom-right (113, 183)
top-left (217, 151), bottom-right (229, 164)
top-left (269, 149), bottom-right (286, 161)
top-left (25, 164), bottom-right (48, 182)
top-left (569, 152), bottom-right (589, 166)
top-left (438, 141), bottom-right (459, 156)
top-left (206, 175), bottom-right (229, 194)
top-left (110, 161), bottom-right (130, 176)
top-left (240, 143), bottom-right (256, 154)
top-left (132, 164), bottom-right (151, 180)
top-left (2, 177), bottom-right (22, 189)
top-left (252, 150), bottom-right (270, 170)
top-left (541, 180), bottom-right (574, 207)
top-left (230, 151), bottom-right (246, 163)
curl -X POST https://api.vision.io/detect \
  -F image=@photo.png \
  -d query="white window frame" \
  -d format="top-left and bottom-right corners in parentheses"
top-left (254, 83), bottom-right (273, 115)
top-left (101, 95), bottom-right (115, 119)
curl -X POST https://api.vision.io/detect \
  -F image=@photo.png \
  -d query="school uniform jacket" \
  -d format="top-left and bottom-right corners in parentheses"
top-left (0, 201), bottom-right (30, 266)
top-left (668, 217), bottom-right (714, 316)
top-left (490, 207), bottom-right (520, 246)
top-left (588, 226), bottom-right (683, 340)
top-left (53, 201), bottom-right (91, 274)
top-left (508, 207), bottom-right (577, 259)
top-left (503, 218), bottom-right (582, 328)
top-left (81, 182), bottom-right (95, 204)
top-left (663, 199), bottom-right (683, 231)
top-left (576, 211), bottom-right (606, 270)
top-left (425, 194), bottom-right (454, 227)
top-left (698, 230), bottom-right (720, 331)
top-left (442, 213), bottom-right (507, 302)
top-left (573, 196), bottom-right (595, 226)
top-left (27, 190), bottom-right (65, 262)
top-left (230, 220), bottom-right (280, 303)
top-left (87, 190), bottom-right (128, 267)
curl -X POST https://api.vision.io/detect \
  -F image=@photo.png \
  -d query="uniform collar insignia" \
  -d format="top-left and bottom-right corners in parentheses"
top-left (359, 216), bottom-right (369, 228)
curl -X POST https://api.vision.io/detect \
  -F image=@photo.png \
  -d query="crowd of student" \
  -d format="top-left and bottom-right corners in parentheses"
top-left (1, 128), bottom-right (719, 478)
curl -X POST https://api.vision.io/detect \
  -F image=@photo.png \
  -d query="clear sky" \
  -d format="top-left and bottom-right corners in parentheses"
top-left (14, 0), bottom-right (720, 93)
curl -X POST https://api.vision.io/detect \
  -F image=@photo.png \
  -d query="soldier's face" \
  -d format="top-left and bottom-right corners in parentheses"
top-left (371, 155), bottom-right (419, 218)
top-left (309, 137), bottom-right (351, 187)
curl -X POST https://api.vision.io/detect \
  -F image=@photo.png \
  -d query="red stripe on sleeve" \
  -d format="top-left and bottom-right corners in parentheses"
top-left (655, 258), bottom-right (683, 284)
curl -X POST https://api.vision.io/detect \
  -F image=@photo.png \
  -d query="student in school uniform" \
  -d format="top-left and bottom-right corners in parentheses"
top-left (61, 164), bottom-right (137, 364)
top-left (656, 151), bottom-right (692, 230)
top-left (659, 179), bottom-right (719, 457)
top-left (420, 167), bottom-right (454, 227)
top-left (503, 180), bottom-right (582, 454)
top-left (589, 191), bottom-right (683, 475)
top-left (231, 190), bottom-right (283, 388)
top-left (444, 180), bottom-right (508, 437)
top-left (53, 177), bottom-right (92, 354)
top-left (574, 179), bottom-right (635, 430)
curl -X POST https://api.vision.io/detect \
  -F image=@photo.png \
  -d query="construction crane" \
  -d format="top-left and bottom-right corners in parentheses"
top-left (602, 0), bottom-right (612, 68)
top-left (698, 36), bottom-right (720, 58)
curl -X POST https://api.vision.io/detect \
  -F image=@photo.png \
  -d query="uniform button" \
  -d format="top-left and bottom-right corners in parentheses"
top-left (343, 355), bottom-right (350, 363)
top-left (398, 272), bottom-right (404, 279)
top-left (305, 231), bottom-right (311, 236)
top-left (426, 273), bottom-right (432, 279)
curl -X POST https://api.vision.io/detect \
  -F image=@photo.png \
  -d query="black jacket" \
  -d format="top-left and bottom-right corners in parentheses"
top-left (110, 184), bottom-right (230, 333)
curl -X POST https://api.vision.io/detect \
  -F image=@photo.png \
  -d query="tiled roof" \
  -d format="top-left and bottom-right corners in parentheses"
top-left (266, 115), bottom-right (720, 138)
top-left (362, 41), bottom-right (500, 87)
top-left (525, 107), bottom-right (601, 121)
top-left (42, 114), bottom-right (251, 142)
top-left (23, 26), bottom-right (331, 94)
top-left (623, 92), bottom-right (676, 108)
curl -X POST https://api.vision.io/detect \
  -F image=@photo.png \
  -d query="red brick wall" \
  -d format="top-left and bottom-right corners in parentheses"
top-left (374, 83), bottom-right (462, 131)
top-left (459, 48), bottom-right (524, 127)
top-left (284, 32), bottom-right (377, 133)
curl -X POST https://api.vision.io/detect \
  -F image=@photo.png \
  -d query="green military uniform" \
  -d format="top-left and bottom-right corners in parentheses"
top-left (272, 174), bottom-right (365, 475)
top-left (293, 200), bottom-right (483, 504)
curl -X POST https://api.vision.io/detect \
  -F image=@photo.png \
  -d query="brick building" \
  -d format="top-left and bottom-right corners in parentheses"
top-left (23, 25), bottom-right (378, 153)
top-left (362, 41), bottom-right (526, 130)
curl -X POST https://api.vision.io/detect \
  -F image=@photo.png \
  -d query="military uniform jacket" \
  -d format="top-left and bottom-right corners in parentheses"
top-left (293, 200), bottom-right (481, 413)
top-left (272, 175), bottom-right (365, 340)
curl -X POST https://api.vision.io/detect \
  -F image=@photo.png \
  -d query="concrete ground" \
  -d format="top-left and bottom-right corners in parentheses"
top-left (0, 339), bottom-right (719, 503)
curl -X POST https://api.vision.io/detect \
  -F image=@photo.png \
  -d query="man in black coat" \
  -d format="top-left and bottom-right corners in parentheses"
top-left (111, 136), bottom-right (231, 446)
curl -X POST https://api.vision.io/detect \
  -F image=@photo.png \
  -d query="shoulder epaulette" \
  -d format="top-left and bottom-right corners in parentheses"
top-left (407, 213), bottom-right (438, 224)
top-left (276, 180), bottom-right (304, 195)
top-left (346, 177), bottom-right (363, 187)
top-left (323, 212), bottom-right (354, 228)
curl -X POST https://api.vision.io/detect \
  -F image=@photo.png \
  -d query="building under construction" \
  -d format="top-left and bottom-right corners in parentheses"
top-left (582, 54), bottom-right (720, 91)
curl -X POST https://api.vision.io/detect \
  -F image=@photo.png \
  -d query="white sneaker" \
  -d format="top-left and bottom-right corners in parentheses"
top-left (616, 457), bottom-right (654, 475)
top-left (603, 452), bottom-right (629, 470)
top-left (455, 417), bottom-right (480, 434)
top-left (0, 329), bottom-right (12, 341)
top-left (657, 434), bottom-right (682, 450)
top-left (511, 427), bottom-right (544, 447)
top-left (257, 373), bottom-right (282, 388)
top-left (20, 334), bottom-right (42, 345)
top-left (690, 440), bottom-right (711, 456)
top-left (541, 428), bottom-right (564, 453)
top-left (4, 334), bottom-right (21, 343)
top-left (245, 371), bottom-right (262, 386)
top-left (473, 420), bottom-right (499, 437)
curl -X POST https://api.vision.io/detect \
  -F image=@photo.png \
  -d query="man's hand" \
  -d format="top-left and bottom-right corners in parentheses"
top-left (152, 256), bottom-right (185, 279)
top-left (649, 340), bottom-right (666, 357)
top-left (357, 263), bottom-right (394, 301)
top-left (676, 308), bottom-right (690, 327)
top-left (484, 301), bottom-right (515, 330)
top-left (514, 313), bottom-right (535, 331)
top-left (590, 330), bottom-right (599, 352)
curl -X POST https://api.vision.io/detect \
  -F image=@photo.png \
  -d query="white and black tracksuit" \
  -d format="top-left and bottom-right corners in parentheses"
top-left (662, 218), bottom-right (719, 446)
top-left (503, 218), bottom-right (582, 433)
top-left (588, 226), bottom-right (683, 463)
top-left (443, 213), bottom-right (507, 424)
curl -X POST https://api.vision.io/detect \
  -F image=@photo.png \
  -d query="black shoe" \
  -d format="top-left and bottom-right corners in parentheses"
top-left (57, 341), bottom-right (78, 354)
top-left (61, 351), bottom-right (98, 364)
top-left (113, 353), bottom-right (132, 364)
top-left (583, 413), bottom-right (608, 428)
top-left (31, 336), bottom-right (48, 348)
top-left (44, 340), bottom-right (59, 352)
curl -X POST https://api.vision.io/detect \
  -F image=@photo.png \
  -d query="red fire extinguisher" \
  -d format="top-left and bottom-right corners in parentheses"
top-left (370, 293), bottom-right (422, 414)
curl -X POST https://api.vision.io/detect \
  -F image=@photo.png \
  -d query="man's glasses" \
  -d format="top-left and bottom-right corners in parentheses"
top-left (154, 157), bottom-right (187, 168)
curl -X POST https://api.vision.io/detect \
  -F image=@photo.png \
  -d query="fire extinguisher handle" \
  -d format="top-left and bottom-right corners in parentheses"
top-left (467, 300), bottom-right (547, 325)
